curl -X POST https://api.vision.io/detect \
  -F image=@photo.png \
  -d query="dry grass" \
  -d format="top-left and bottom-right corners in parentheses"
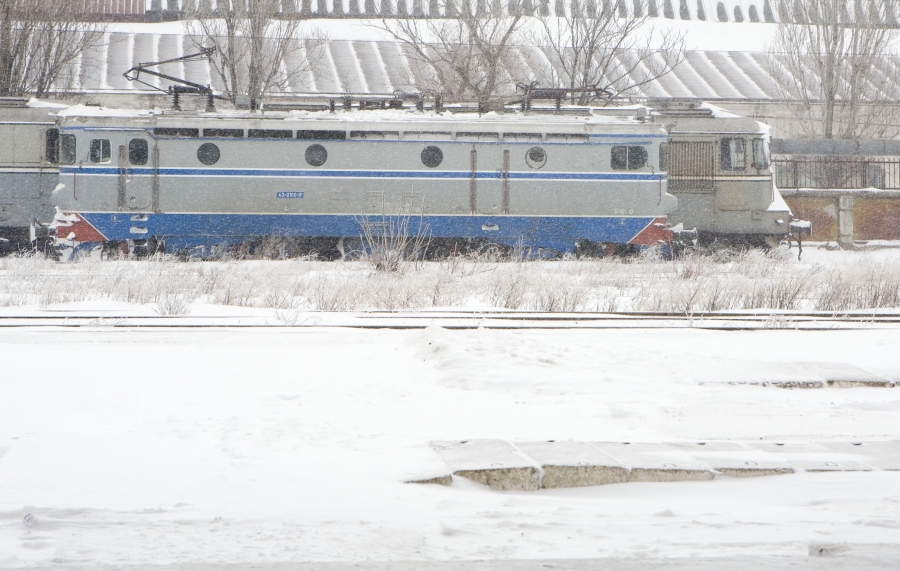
top-left (1, 248), bottom-right (900, 313)
top-left (357, 201), bottom-right (431, 273)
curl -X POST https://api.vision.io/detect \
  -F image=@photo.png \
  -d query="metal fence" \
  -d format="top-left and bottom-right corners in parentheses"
top-left (773, 157), bottom-right (900, 190)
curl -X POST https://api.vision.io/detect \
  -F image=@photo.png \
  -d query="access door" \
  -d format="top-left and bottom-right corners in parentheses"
top-left (119, 136), bottom-right (156, 211)
top-left (469, 141), bottom-right (510, 215)
top-left (12, 125), bottom-right (44, 201)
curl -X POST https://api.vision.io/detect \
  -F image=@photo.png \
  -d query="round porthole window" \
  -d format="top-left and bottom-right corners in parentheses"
top-left (526, 146), bottom-right (547, 169)
top-left (421, 145), bottom-right (443, 168)
top-left (305, 144), bottom-right (327, 167)
top-left (197, 142), bottom-right (220, 165)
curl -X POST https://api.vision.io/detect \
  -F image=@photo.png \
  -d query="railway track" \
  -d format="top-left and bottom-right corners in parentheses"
top-left (1, 309), bottom-right (900, 330)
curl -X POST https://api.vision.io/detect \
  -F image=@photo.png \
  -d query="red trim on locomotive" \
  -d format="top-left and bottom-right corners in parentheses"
top-left (628, 217), bottom-right (673, 245)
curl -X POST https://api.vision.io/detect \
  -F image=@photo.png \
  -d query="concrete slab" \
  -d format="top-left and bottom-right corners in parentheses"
top-left (797, 362), bottom-right (892, 385)
top-left (516, 441), bottom-right (628, 488)
top-left (747, 442), bottom-right (828, 454)
top-left (405, 474), bottom-right (453, 486)
top-left (452, 467), bottom-right (540, 490)
top-left (745, 442), bottom-right (876, 472)
top-left (431, 440), bottom-right (540, 491)
top-left (770, 380), bottom-right (825, 389)
top-left (794, 460), bottom-right (873, 472)
top-left (425, 440), bottom-right (895, 491)
top-left (827, 380), bottom-right (895, 388)
top-left (818, 441), bottom-right (899, 453)
top-left (665, 441), bottom-right (750, 452)
top-left (627, 467), bottom-right (715, 482)
top-left (819, 441), bottom-right (900, 470)
top-left (699, 362), bottom-right (827, 387)
top-left (701, 380), bottom-right (826, 388)
top-left (399, 448), bottom-right (458, 487)
top-left (704, 458), bottom-right (795, 477)
top-left (592, 442), bottom-right (714, 482)
top-left (666, 442), bottom-right (794, 477)
top-left (432, 439), bottom-right (532, 469)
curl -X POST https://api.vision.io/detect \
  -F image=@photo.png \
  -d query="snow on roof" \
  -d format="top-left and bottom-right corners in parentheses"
top-left (56, 104), bottom-right (157, 118)
top-left (698, 102), bottom-right (742, 119)
top-left (26, 98), bottom-right (71, 109)
top-left (57, 104), bottom-right (664, 132)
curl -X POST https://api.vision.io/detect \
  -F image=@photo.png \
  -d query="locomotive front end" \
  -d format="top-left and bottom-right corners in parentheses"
top-left (654, 100), bottom-right (807, 248)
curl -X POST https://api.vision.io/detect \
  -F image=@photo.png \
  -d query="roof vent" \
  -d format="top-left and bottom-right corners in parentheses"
top-left (648, 98), bottom-right (714, 117)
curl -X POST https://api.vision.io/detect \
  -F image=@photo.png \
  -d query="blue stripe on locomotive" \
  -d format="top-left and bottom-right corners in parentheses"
top-left (60, 166), bottom-right (666, 182)
top-left (79, 212), bottom-right (657, 253)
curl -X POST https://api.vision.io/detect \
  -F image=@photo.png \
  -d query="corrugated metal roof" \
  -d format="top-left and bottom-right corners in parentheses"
top-left (61, 20), bottom-right (898, 102)
top-left (135, 0), bottom-right (900, 25)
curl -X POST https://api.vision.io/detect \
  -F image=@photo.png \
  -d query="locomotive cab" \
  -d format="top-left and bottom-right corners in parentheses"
top-left (0, 97), bottom-right (64, 254)
top-left (652, 100), bottom-right (796, 247)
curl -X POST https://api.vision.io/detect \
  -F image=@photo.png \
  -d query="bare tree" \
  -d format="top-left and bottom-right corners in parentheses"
top-left (184, 0), bottom-right (324, 102)
top-left (0, 0), bottom-right (107, 97)
top-left (768, 0), bottom-right (899, 139)
top-left (378, 2), bottom-right (525, 106)
top-left (533, 0), bottom-right (687, 105)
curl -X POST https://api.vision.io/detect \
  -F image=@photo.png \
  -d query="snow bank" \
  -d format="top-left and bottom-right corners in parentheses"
top-left (1, 324), bottom-right (900, 566)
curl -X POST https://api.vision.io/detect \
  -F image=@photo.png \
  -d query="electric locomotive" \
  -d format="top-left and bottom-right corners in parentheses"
top-left (52, 100), bottom-right (676, 258)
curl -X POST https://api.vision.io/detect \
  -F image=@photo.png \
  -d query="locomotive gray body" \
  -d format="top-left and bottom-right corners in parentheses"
top-left (0, 99), bottom-right (61, 253)
top-left (53, 104), bottom-right (677, 257)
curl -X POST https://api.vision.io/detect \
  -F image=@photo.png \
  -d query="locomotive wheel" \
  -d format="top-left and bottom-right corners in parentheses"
top-left (100, 242), bottom-right (123, 261)
top-left (764, 235), bottom-right (786, 249)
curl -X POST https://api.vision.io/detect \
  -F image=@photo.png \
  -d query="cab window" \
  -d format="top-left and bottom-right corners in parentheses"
top-left (752, 138), bottom-right (769, 169)
top-left (129, 139), bottom-right (149, 165)
top-left (611, 145), bottom-right (648, 170)
top-left (720, 138), bottom-right (745, 171)
top-left (45, 129), bottom-right (59, 164)
top-left (60, 134), bottom-right (76, 165)
top-left (89, 139), bottom-right (111, 164)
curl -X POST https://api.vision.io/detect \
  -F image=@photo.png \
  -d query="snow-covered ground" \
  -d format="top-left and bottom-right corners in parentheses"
top-left (1, 247), bottom-right (900, 568)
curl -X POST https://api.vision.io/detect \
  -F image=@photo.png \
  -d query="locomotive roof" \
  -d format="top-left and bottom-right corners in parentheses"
top-left (0, 98), bottom-right (68, 124)
top-left (655, 102), bottom-right (769, 135)
top-left (663, 115), bottom-right (768, 135)
top-left (55, 104), bottom-right (668, 135)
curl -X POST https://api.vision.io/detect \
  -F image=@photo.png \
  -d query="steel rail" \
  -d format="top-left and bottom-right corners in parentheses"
top-left (1, 310), bottom-right (900, 331)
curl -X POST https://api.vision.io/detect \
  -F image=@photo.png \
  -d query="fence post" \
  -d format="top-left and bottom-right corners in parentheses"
top-left (838, 195), bottom-right (855, 249)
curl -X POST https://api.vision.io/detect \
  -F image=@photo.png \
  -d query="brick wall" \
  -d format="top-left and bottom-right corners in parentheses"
top-left (783, 192), bottom-right (900, 244)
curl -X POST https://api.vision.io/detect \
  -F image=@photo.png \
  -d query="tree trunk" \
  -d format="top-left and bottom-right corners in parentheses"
top-left (0, 4), bottom-right (13, 96)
